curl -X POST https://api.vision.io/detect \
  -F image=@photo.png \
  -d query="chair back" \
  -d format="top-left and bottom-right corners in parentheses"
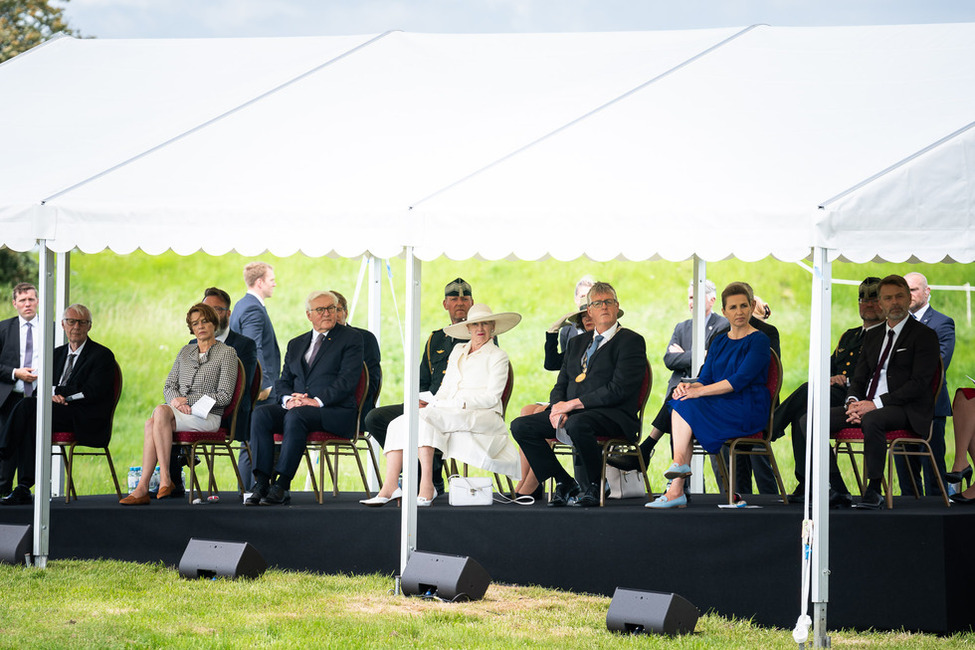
top-left (352, 363), bottom-right (370, 436)
top-left (221, 359), bottom-right (246, 442)
top-left (249, 360), bottom-right (263, 409)
top-left (109, 359), bottom-right (123, 428)
top-left (632, 358), bottom-right (653, 439)
top-left (762, 350), bottom-right (783, 437)
top-left (500, 362), bottom-right (514, 418)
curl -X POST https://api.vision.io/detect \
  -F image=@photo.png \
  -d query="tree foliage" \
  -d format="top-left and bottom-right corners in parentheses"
top-left (0, 0), bottom-right (76, 63)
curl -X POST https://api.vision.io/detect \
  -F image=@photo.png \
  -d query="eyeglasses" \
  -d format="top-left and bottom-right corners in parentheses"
top-left (588, 299), bottom-right (618, 309)
top-left (858, 297), bottom-right (879, 304)
top-left (63, 318), bottom-right (91, 327)
top-left (210, 306), bottom-right (229, 312)
top-left (309, 305), bottom-right (338, 315)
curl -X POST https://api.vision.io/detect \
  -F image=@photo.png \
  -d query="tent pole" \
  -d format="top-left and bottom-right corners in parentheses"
top-left (50, 252), bottom-right (70, 498)
top-left (810, 246), bottom-right (832, 647)
top-left (32, 242), bottom-right (56, 568)
top-left (399, 248), bottom-right (421, 579)
top-left (366, 256), bottom-right (382, 491)
top-left (688, 256), bottom-right (706, 494)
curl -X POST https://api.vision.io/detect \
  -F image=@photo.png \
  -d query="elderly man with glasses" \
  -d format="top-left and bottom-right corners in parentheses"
top-left (0, 303), bottom-right (117, 505)
top-left (246, 290), bottom-right (363, 506)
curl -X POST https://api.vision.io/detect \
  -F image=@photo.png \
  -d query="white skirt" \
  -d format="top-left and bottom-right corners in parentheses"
top-left (385, 407), bottom-right (522, 480)
top-left (166, 405), bottom-right (221, 432)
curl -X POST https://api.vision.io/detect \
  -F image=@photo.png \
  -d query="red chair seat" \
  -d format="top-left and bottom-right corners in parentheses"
top-left (175, 429), bottom-right (230, 444)
top-left (52, 432), bottom-right (76, 444)
top-left (834, 428), bottom-right (922, 442)
top-left (273, 431), bottom-right (350, 443)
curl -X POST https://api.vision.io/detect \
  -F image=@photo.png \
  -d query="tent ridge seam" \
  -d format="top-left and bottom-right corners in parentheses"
top-left (409, 23), bottom-right (763, 209)
top-left (41, 30), bottom-right (398, 203)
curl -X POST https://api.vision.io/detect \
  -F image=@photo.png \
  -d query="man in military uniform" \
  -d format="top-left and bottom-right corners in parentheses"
top-left (776, 276), bottom-right (883, 498)
top-left (363, 277), bottom-right (474, 495)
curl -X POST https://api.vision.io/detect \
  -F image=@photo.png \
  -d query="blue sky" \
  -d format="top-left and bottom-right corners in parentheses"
top-left (63, 0), bottom-right (975, 39)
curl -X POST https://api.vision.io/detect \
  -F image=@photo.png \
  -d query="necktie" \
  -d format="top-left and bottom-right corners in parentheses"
top-left (865, 330), bottom-right (895, 400)
top-left (306, 333), bottom-right (323, 365)
top-left (60, 353), bottom-right (77, 386)
top-left (583, 334), bottom-right (604, 371)
top-left (24, 322), bottom-right (34, 397)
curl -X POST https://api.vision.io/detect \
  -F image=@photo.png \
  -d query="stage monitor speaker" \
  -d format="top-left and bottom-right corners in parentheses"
top-left (178, 538), bottom-right (266, 580)
top-left (606, 588), bottom-right (699, 635)
top-left (0, 524), bottom-right (31, 565)
top-left (401, 551), bottom-right (491, 601)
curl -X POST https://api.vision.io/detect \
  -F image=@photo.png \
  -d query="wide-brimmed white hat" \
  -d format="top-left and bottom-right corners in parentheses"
top-left (443, 303), bottom-right (522, 339)
top-left (548, 306), bottom-right (588, 333)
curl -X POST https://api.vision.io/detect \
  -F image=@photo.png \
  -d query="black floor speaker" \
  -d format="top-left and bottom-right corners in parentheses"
top-left (401, 551), bottom-right (491, 601)
top-left (178, 538), bottom-right (266, 579)
top-left (0, 524), bottom-right (31, 565)
top-left (606, 588), bottom-right (699, 635)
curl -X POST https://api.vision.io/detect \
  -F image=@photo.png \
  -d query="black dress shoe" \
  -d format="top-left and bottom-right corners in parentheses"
top-left (245, 482), bottom-right (269, 506)
top-left (260, 484), bottom-right (291, 506)
top-left (949, 492), bottom-right (975, 505)
top-left (548, 480), bottom-right (580, 507)
top-left (828, 488), bottom-right (852, 509)
top-left (0, 485), bottom-right (32, 506)
top-left (606, 455), bottom-right (641, 472)
top-left (852, 488), bottom-right (884, 510)
top-left (571, 485), bottom-right (600, 508)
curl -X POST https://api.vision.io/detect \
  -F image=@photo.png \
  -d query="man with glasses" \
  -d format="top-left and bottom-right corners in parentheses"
top-left (0, 304), bottom-right (116, 505)
top-left (512, 281), bottom-right (647, 507)
top-left (246, 291), bottom-right (363, 506)
top-left (781, 277), bottom-right (884, 504)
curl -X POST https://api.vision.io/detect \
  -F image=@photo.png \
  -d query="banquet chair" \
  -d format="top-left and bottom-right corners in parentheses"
top-left (832, 357), bottom-right (949, 508)
top-left (173, 358), bottom-right (246, 503)
top-left (53, 359), bottom-right (123, 503)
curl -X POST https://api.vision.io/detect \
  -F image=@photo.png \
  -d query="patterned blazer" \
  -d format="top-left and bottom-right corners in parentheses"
top-left (163, 340), bottom-right (238, 416)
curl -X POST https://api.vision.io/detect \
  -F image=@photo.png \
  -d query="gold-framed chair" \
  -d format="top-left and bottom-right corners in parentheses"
top-left (832, 357), bottom-right (949, 508)
top-left (173, 358), bottom-right (246, 503)
top-left (52, 359), bottom-right (123, 503)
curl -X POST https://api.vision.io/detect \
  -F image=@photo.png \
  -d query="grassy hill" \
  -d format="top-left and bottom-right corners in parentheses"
top-left (2, 250), bottom-right (970, 496)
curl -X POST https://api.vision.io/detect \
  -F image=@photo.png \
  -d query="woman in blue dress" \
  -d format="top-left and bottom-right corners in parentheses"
top-left (646, 282), bottom-right (771, 509)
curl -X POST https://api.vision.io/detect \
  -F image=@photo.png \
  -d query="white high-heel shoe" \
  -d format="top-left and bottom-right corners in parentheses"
top-left (417, 491), bottom-right (438, 507)
top-left (360, 488), bottom-right (402, 507)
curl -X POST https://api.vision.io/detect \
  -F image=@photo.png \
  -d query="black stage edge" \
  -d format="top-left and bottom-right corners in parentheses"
top-left (2, 492), bottom-right (972, 634)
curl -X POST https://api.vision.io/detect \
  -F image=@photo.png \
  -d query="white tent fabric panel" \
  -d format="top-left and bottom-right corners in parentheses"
top-left (27, 29), bottom-right (744, 257)
top-left (818, 123), bottom-right (975, 263)
top-left (410, 23), bottom-right (975, 262)
top-left (0, 34), bottom-right (382, 232)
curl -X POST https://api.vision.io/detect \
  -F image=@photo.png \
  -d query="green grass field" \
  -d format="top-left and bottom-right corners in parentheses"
top-left (1, 250), bottom-right (969, 496)
top-left (0, 560), bottom-right (970, 648)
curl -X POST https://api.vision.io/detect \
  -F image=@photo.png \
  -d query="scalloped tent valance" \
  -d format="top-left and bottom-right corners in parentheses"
top-left (1, 25), bottom-right (974, 262)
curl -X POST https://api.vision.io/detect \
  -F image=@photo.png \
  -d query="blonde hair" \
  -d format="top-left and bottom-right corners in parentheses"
top-left (243, 261), bottom-right (273, 288)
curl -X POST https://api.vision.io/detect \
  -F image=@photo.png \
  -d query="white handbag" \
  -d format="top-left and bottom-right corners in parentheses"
top-left (448, 475), bottom-right (493, 506)
top-left (606, 466), bottom-right (645, 499)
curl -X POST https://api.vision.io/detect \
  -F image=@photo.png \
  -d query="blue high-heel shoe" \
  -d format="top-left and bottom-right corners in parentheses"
top-left (645, 493), bottom-right (687, 509)
top-left (946, 465), bottom-right (973, 488)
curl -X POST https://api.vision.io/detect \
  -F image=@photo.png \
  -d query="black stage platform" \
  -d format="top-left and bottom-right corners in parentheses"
top-left (2, 491), bottom-right (972, 634)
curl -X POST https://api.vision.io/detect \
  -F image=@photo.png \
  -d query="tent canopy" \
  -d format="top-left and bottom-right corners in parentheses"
top-left (1, 24), bottom-right (974, 262)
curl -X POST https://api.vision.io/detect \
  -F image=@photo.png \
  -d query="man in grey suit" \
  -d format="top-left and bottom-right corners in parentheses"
top-left (895, 272), bottom-right (955, 494)
top-left (230, 261), bottom-right (281, 404)
top-left (609, 280), bottom-right (726, 472)
top-left (0, 282), bottom-right (40, 497)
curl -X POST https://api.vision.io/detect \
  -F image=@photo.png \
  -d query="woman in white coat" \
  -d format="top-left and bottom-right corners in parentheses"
top-left (361, 304), bottom-right (522, 507)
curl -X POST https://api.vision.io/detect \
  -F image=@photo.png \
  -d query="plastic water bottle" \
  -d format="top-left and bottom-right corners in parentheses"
top-left (149, 466), bottom-right (160, 492)
top-left (127, 467), bottom-right (140, 492)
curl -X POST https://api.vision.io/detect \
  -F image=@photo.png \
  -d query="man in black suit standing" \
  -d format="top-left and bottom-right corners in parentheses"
top-left (230, 261), bottom-right (281, 404)
top-left (895, 272), bottom-right (955, 495)
top-left (0, 303), bottom-right (116, 505)
top-left (246, 290), bottom-right (363, 506)
top-left (828, 274), bottom-right (940, 510)
top-left (0, 282), bottom-right (41, 497)
top-left (512, 281), bottom-right (647, 507)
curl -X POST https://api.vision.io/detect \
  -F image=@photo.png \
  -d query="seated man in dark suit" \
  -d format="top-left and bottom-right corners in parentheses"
top-left (782, 277), bottom-right (883, 498)
top-left (246, 290), bottom-right (363, 506)
top-left (331, 290), bottom-right (381, 432)
top-left (827, 274), bottom-right (940, 510)
top-left (512, 281), bottom-right (647, 507)
top-left (163, 287), bottom-right (258, 497)
top-left (0, 304), bottom-right (116, 505)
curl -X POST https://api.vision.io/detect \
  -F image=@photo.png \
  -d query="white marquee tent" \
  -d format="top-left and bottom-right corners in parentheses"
top-left (2, 24), bottom-right (975, 644)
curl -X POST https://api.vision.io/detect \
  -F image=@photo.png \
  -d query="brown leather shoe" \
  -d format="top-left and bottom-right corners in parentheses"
top-left (156, 483), bottom-right (173, 499)
top-left (119, 493), bottom-right (151, 506)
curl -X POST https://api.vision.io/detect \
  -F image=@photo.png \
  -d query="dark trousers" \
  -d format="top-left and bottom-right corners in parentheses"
top-left (512, 409), bottom-right (629, 486)
top-left (892, 416), bottom-right (946, 495)
top-left (250, 403), bottom-right (354, 490)
top-left (0, 396), bottom-right (76, 490)
top-left (828, 403), bottom-right (911, 491)
top-left (0, 392), bottom-right (23, 491)
top-left (780, 382), bottom-right (848, 485)
top-left (364, 403), bottom-right (446, 491)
